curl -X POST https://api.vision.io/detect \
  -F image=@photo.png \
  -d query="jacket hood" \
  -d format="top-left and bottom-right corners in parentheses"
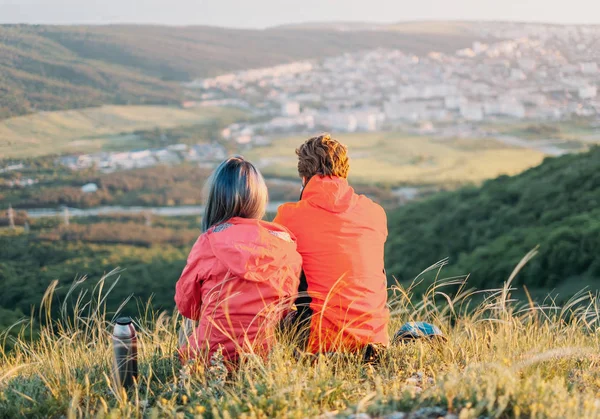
top-left (301, 176), bottom-right (359, 213)
top-left (206, 217), bottom-right (301, 282)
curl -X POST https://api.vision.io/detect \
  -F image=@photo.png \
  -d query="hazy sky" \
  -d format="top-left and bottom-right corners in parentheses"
top-left (1, 0), bottom-right (599, 27)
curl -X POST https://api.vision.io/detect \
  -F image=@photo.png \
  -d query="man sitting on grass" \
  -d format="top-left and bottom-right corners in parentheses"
top-left (274, 133), bottom-right (389, 357)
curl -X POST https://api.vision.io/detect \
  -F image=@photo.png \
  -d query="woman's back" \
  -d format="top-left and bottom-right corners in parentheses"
top-left (176, 217), bottom-right (301, 362)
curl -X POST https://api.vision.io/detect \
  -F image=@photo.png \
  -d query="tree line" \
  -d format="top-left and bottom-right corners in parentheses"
top-left (385, 146), bottom-right (600, 293)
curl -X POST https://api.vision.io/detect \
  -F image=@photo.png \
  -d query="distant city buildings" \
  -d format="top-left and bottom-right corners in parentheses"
top-left (57, 143), bottom-right (227, 172)
top-left (0, 163), bottom-right (25, 173)
top-left (183, 22), bottom-right (598, 145)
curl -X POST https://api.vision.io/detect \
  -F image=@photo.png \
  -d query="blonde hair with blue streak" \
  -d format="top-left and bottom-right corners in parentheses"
top-left (201, 156), bottom-right (268, 233)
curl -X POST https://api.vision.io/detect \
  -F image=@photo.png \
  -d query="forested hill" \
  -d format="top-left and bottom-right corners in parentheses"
top-left (0, 24), bottom-right (476, 119)
top-left (385, 146), bottom-right (600, 294)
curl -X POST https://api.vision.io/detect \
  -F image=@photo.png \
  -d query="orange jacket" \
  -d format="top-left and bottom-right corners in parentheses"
top-left (175, 217), bottom-right (302, 362)
top-left (274, 176), bottom-right (389, 353)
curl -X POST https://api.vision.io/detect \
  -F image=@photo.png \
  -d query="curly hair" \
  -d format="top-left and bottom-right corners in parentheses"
top-left (296, 133), bottom-right (349, 181)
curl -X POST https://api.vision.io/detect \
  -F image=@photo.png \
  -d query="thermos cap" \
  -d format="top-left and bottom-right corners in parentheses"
top-left (116, 317), bottom-right (132, 325)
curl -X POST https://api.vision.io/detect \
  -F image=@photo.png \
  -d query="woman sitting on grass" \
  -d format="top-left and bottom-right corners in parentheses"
top-left (175, 156), bottom-right (302, 364)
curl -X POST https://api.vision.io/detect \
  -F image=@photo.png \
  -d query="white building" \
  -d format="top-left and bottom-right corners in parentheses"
top-left (236, 135), bottom-right (252, 145)
top-left (510, 68), bottom-right (527, 81)
top-left (444, 96), bottom-right (468, 110)
top-left (221, 127), bottom-right (232, 139)
top-left (516, 58), bottom-right (536, 73)
top-left (460, 103), bottom-right (484, 121)
top-left (384, 101), bottom-right (428, 121)
top-left (282, 101), bottom-right (301, 116)
top-left (561, 64), bottom-right (579, 74)
top-left (0, 163), bottom-right (25, 173)
top-left (167, 144), bottom-right (188, 152)
top-left (129, 150), bottom-right (152, 160)
top-left (484, 99), bottom-right (526, 119)
top-left (355, 111), bottom-right (384, 131)
top-left (456, 48), bottom-right (476, 58)
top-left (472, 41), bottom-right (489, 55)
top-left (579, 85), bottom-right (598, 99)
top-left (265, 115), bottom-right (315, 131)
top-left (81, 183), bottom-right (99, 193)
top-left (518, 58), bottom-right (537, 72)
top-left (580, 62), bottom-right (598, 74)
top-left (422, 109), bottom-right (450, 121)
top-left (320, 113), bottom-right (358, 132)
top-left (292, 93), bottom-right (322, 103)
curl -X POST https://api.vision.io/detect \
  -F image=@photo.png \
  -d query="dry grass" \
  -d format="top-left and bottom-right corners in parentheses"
top-left (0, 106), bottom-right (245, 159)
top-left (1, 252), bottom-right (600, 418)
top-left (247, 132), bottom-right (546, 187)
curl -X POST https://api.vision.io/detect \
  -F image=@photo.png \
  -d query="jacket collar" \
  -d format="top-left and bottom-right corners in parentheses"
top-left (301, 176), bottom-right (358, 213)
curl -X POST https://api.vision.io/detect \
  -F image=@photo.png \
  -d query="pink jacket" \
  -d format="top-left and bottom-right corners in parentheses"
top-left (175, 217), bottom-right (302, 362)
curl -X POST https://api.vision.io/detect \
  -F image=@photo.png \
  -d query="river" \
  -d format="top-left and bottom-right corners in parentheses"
top-left (26, 202), bottom-right (286, 219)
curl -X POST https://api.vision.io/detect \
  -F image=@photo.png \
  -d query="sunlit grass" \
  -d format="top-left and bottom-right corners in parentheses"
top-left (0, 106), bottom-right (245, 159)
top-left (1, 253), bottom-right (599, 418)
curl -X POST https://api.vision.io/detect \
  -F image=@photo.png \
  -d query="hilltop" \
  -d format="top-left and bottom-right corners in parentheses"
top-left (1, 263), bottom-right (599, 417)
top-left (0, 23), bottom-right (478, 119)
top-left (386, 146), bottom-right (600, 296)
top-left (1, 150), bottom-right (600, 417)
top-left (275, 20), bottom-right (485, 34)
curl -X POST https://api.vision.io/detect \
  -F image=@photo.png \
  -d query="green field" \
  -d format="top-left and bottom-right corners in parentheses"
top-left (484, 120), bottom-right (600, 143)
top-left (0, 105), bottom-right (244, 158)
top-left (248, 132), bottom-right (547, 187)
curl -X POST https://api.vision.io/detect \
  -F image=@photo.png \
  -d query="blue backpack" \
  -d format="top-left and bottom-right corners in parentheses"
top-left (394, 322), bottom-right (446, 342)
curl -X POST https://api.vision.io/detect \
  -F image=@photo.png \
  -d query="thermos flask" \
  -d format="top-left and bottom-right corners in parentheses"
top-left (112, 317), bottom-right (138, 389)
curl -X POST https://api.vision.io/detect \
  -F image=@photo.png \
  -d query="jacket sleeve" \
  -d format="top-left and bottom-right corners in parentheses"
top-left (175, 236), bottom-right (208, 321)
top-left (380, 206), bottom-right (388, 238)
top-left (273, 204), bottom-right (293, 230)
top-left (272, 207), bottom-right (285, 227)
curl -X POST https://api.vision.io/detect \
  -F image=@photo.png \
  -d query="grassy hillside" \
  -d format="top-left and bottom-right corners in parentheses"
top-left (0, 26), bottom-right (183, 119)
top-left (0, 24), bottom-right (477, 118)
top-left (385, 146), bottom-right (600, 294)
top-left (247, 132), bottom-right (546, 187)
top-left (0, 105), bottom-right (244, 158)
top-left (1, 267), bottom-right (599, 418)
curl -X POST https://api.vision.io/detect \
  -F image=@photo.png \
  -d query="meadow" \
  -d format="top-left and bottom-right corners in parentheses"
top-left (0, 106), bottom-right (244, 158)
top-left (489, 120), bottom-right (600, 143)
top-left (1, 256), bottom-right (600, 418)
top-left (247, 132), bottom-right (547, 187)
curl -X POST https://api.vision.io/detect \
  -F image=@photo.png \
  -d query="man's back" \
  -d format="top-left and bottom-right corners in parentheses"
top-left (275, 175), bottom-right (389, 352)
